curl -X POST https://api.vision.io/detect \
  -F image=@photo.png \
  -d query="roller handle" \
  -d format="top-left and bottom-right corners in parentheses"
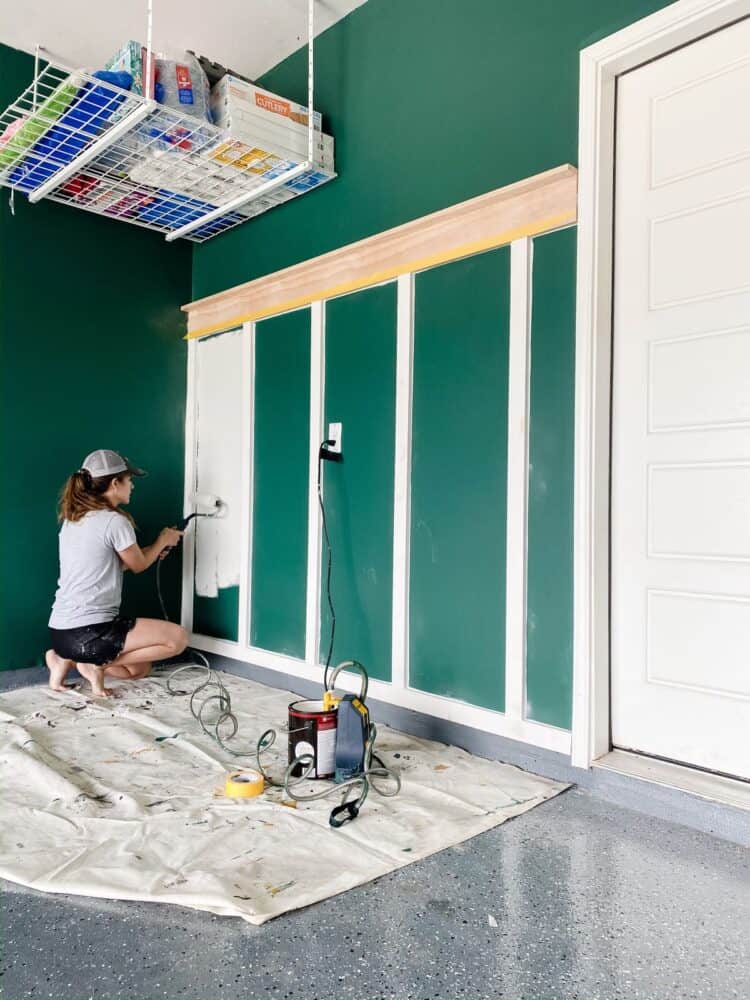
top-left (160, 513), bottom-right (198, 559)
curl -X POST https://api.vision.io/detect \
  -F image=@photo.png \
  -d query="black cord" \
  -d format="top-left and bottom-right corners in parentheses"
top-left (156, 556), bottom-right (170, 621)
top-left (318, 440), bottom-right (336, 690)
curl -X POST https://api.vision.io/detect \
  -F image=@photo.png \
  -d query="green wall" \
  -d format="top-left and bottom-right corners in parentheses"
top-left (410, 250), bottom-right (510, 710)
top-left (250, 309), bottom-right (310, 657)
top-left (193, 0), bottom-right (672, 300)
top-left (321, 284), bottom-right (397, 680)
top-left (194, 588), bottom-right (240, 642)
top-left (526, 228), bottom-right (577, 729)
top-left (0, 45), bottom-right (192, 671)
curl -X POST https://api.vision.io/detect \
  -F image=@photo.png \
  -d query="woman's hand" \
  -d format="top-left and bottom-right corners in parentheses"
top-left (158, 527), bottom-right (184, 551)
top-left (119, 528), bottom-right (185, 574)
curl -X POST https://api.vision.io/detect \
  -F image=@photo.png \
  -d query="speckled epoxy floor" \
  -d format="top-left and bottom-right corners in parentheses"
top-left (1, 788), bottom-right (748, 1000)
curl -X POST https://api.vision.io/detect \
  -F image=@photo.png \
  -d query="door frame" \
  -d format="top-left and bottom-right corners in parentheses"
top-left (571, 0), bottom-right (750, 769)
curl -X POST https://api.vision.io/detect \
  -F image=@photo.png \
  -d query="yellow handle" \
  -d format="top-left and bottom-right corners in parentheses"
top-left (322, 690), bottom-right (341, 712)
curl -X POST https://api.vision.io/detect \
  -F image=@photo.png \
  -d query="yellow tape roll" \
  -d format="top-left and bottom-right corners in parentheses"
top-left (225, 769), bottom-right (264, 799)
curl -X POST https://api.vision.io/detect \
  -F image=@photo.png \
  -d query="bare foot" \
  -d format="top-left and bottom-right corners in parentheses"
top-left (76, 662), bottom-right (113, 698)
top-left (45, 649), bottom-right (74, 692)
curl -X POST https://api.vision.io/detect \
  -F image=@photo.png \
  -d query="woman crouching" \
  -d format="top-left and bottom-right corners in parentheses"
top-left (46, 449), bottom-right (187, 697)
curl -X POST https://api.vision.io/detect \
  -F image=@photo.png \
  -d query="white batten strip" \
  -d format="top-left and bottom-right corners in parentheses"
top-left (305, 301), bottom-right (326, 666)
top-left (180, 338), bottom-right (198, 633)
top-left (505, 238), bottom-right (533, 720)
top-left (237, 323), bottom-right (255, 648)
top-left (188, 634), bottom-right (572, 755)
top-left (391, 273), bottom-right (415, 691)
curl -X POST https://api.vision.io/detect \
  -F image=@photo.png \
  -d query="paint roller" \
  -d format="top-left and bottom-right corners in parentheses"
top-left (161, 493), bottom-right (224, 559)
top-left (177, 493), bottom-right (225, 530)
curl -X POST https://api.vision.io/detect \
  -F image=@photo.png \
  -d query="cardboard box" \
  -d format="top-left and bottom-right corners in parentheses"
top-left (210, 128), bottom-right (334, 171)
top-left (210, 75), bottom-right (322, 131)
top-left (212, 106), bottom-right (334, 166)
top-left (209, 132), bottom-right (333, 177)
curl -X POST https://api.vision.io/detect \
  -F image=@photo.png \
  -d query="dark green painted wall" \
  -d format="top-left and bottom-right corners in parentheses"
top-left (526, 228), bottom-right (577, 729)
top-left (0, 45), bottom-right (192, 671)
top-left (410, 249), bottom-right (509, 710)
top-left (193, 0), bottom-right (672, 300)
top-left (250, 309), bottom-right (310, 657)
top-left (321, 284), bottom-right (397, 680)
top-left (194, 588), bottom-right (239, 642)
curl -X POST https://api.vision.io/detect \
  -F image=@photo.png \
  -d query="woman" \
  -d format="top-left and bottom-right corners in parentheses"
top-left (46, 449), bottom-right (188, 698)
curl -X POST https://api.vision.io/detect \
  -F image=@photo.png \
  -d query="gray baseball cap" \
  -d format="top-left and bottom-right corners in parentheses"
top-left (81, 449), bottom-right (147, 479)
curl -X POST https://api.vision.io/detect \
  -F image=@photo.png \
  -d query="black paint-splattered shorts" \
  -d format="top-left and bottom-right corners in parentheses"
top-left (49, 617), bottom-right (136, 666)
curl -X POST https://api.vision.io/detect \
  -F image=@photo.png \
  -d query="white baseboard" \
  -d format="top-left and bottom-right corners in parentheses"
top-left (189, 632), bottom-right (572, 755)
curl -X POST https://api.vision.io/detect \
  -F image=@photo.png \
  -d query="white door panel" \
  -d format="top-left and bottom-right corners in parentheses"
top-left (611, 17), bottom-right (750, 779)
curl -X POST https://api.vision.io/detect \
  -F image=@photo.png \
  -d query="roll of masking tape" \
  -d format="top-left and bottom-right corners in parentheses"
top-left (225, 769), bottom-right (264, 798)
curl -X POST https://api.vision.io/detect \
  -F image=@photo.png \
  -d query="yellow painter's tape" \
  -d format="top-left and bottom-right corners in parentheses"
top-left (225, 769), bottom-right (265, 798)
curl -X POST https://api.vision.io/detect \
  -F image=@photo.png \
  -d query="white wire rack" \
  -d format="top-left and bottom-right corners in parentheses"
top-left (0, 8), bottom-right (331, 242)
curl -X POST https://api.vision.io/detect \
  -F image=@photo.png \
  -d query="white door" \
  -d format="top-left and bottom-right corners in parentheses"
top-left (611, 17), bottom-right (750, 780)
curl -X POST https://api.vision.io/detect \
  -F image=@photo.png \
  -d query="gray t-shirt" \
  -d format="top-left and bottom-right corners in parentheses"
top-left (48, 510), bottom-right (137, 629)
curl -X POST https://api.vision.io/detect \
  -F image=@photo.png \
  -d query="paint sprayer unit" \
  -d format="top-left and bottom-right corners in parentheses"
top-left (272, 660), bottom-right (400, 827)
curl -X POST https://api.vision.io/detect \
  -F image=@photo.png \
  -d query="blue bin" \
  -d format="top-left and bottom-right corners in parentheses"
top-left (11, 71), bottom-right (132, 192)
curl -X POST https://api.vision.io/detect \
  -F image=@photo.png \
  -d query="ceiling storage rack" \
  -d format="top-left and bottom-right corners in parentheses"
top-left (0, 0), bottom-right (328, 243)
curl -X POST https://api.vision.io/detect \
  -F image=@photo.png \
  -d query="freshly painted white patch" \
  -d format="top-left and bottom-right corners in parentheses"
top-left (194, 329), bottom-right (244, 598)
top-left (180, 339), bottom-right (198, 633)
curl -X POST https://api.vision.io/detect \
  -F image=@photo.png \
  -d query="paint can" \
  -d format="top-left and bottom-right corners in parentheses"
top-left (288, 700), bottom-right (338, 779)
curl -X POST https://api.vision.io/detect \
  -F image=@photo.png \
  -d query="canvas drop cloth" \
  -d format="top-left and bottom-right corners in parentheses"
top-left (0, 671), bottom-right (567, 924)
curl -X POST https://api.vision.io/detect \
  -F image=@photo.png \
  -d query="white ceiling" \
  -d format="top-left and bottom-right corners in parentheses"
top-left (0, 0), bottom-right (367, 82)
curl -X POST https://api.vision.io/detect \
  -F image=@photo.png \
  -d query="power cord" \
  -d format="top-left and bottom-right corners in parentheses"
top-left (318, 438), bottom-right (336, 689)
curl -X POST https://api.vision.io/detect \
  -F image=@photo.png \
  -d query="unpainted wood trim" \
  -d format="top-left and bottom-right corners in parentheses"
top-left (184, 164), bottom-right (578, 339)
